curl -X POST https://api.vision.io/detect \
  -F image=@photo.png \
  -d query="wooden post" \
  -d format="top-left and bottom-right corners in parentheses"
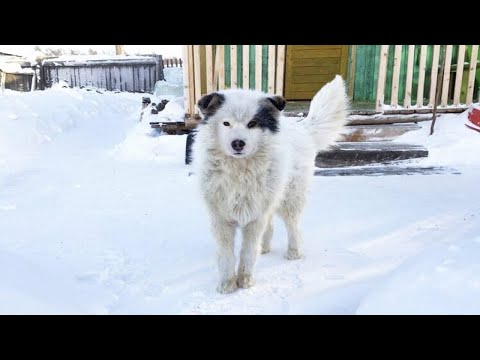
top-left (441, 45), bottom-right (453, 107)
top-left (182, 45), bottom-right (192, 115)
top-left (187, 45), bottom-right (196, 114)
top-left (115, 45), bottom-right (125, 55)
top-left (417, 45), bottom-right (428, 108)
top-left (404, 45), bottom-right (415, 108)
top-left (230, 45), bottom-right (238, 88)
top-left (453, 45), bottom-right (466, 105)
top-left (267, 45), bottom-right (276, 94)
top-left (206, 45), bottom-right (214, 93)
top-left (375, 45), bottom-right (389, 112)
top-left (430, 45), bottom-right (446, 135)
top-left (390, 45), bottom-right (402, 108)
top-left (348, 45), bottom-right (357, 98)
top-left (243, 45), bottom-right (250, 89)
top-left (466, 45), bottom-right (479, 105)
top-left (255, 45), bottom-right (262, 91)
top-left (193, 45), bottom-right (202, 108)
top-left (0, 71), bottom-right (5, 93)
top-left (428, 45), bottom-right (440, 107)
top-left (275, 45), bottom-right (286, 95)
top-left (217, 45), bottom-right (225, 90)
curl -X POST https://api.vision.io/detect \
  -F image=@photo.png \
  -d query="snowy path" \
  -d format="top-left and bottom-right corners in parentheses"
top-left (1, 88), bottom-right (479, 314)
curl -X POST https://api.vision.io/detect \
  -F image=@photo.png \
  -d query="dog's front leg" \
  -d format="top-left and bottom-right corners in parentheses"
top-left (211, 218), bottom-right (238, 294)
top-left (237, 217), bottom-right (268, 288)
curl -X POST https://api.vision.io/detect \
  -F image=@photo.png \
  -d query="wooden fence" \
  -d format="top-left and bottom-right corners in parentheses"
top-left (375, 45), bottom-right (479, 112)
top-left (182, 45), bottom-right (286, 116)
top-left (162, 57), bottom-right (183, 68)
top-left (41, 55), bottom-right (164, 93)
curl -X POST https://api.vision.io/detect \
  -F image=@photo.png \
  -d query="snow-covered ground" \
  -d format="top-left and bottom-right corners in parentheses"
top-left (1, 84), bottom-right (479, 314)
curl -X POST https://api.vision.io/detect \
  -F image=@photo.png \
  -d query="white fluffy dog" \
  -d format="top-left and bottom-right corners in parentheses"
top-left (192, 75), bottom-right (349, 293)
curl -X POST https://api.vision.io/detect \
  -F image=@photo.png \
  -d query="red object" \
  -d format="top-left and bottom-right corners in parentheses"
top-left (466, 107), bottom-right (480, 132)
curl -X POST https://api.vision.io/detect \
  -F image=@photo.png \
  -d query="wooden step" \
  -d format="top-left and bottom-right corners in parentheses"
top-left (314, 165), bottom-right (460, 177)
top-left (316, 142), bottom-right (428, 168)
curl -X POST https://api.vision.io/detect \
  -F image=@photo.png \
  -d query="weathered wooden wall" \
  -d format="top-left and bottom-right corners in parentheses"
top-left (41, 56), bottom-right (164, 93)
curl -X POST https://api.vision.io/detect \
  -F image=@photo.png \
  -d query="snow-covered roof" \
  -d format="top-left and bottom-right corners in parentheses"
top-left (42, 55), bottom-right (158, 66)
top-left (0, 62), bottom-right (34, 74)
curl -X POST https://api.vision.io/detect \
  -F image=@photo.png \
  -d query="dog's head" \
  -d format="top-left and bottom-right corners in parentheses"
top-left (197, 89), bottom-right (285, 158)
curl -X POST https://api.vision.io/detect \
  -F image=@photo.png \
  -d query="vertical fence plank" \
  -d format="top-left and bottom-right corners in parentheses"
top-left (375, 45), bottom-right (389, 112)
top-left (255, 45), bottom-right (262, 91)
top-left (275, 45), bottom-right (285, 95)
top-left (193, 45), bottom-right (202, 108)
top-left (217, 45), bottom-right (225, 90)
top-left (242, 45), bottom-right (249, 89)
top-left (453, 45), bottom-right (466, 105)
top-left (182, 45), bottom-right (192, 114)
top-left (230, 45), bottom-right (237, 88)
top-left (390, 45), bottom-right (402, 107)
top-left (428, 45), bottom-right (441, 107)
top-left (347, 45), bottom-right (357, 98)
top-left (416, 45), bottom-right (428, 107)
top-left (206, 45), bottom-right (214, 93)
top-left (466, 45), bottom-right (479, 105)
top-left (267, 45), bottom-right (276, 94)
top-left (404, 45), bottom-right (415, 108)
top-left (441, 45), bottom-right (453, 107)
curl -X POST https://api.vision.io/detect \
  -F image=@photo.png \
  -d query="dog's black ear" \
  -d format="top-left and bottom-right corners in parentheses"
top-left (267, 95), bottom-right (286, 111)
top-left (197, 92), bottom-right (225, 116)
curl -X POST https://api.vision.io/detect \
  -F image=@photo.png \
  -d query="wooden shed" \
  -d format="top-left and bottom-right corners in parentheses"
top-left (0, 52), bottom-right (35, 92)
top-left (182, 45), bottom-right (480, 117)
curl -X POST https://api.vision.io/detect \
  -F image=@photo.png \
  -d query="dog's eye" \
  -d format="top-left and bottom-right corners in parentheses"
top-left (223, 122), bottom-right (230, 126)
top-left (247, 121), bottom-right (257, 128)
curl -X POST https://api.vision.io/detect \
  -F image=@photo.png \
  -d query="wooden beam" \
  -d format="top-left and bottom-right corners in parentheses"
top-left (230, 45), bottom-right (237, 88)
top-left (267, 45), bottom-right (276, 93)
top-left (217, 45), bottom-right (225, 90)
top-left (206, 45), bottom-right (214, 93)
top-left (404, 45), bottom-right (415, 108)
top-left (242, 45), bottom-right (249, 89)
top-left (375, 45), bottom-right (389, 112)
top-left (466, 45), bottom-right (479, 105)
top-left (453, 45), bottom-right (466, 105)
top-left (428, 45), bottom-right (440, 107)
top-left (187, 45), bottom-right (196, 114)
top-left (417, 45), bottom-right (428, 108)
top-left (441, 45), bottom-right (453, 107)
top-left (255, 45), bottom-right (262, 91)
top-left (347, 45), bottom-right (357, 98)
top-left (275, 45), bottom-right (286, 95)
top-left (390, 45), bottom-right (402, 108)
top-left (193, 45), bottom-right (202, 108)
top-left (182, 45), bottom-right (192, 114)
top-left (115, 45), bottom-right (125, 55)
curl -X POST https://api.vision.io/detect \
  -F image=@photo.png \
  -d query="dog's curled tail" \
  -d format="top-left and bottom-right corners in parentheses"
top-left (302, 75), bottom-right (349, 152)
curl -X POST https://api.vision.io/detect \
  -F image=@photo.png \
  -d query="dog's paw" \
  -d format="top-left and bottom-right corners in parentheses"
top-left (216, 277), bottom-right (238, 294)
top-left (285, 248), bottom-right (302, 260)
top-left (261, 245), bottom-right (271, 254)
top-left (237, 273), bottom-right (255, 288)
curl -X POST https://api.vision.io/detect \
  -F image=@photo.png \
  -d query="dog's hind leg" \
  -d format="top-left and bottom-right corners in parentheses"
top-left (261, 214), bottom-right (274, 254)
top-left (237, 217), bottom-right (268, 288)
top-left (212, 218), bottom-right (238, 294)
top-left (278, 179), bottom-right (307, 260)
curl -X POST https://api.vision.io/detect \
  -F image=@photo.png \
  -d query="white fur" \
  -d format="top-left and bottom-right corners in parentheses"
top-left (192, 75), bottom-right (349, 293)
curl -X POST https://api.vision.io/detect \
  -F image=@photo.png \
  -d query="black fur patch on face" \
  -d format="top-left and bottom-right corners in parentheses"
top-left (267, 95), bottom-right (286, 111)
top-left (252, 98), bottom-right (283, 133)
top-left (197, 92), bottom-right (225, 123)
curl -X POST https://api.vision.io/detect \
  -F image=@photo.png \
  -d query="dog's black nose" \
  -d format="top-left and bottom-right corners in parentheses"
top-left (231, 140), bottom-right (246, 152)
